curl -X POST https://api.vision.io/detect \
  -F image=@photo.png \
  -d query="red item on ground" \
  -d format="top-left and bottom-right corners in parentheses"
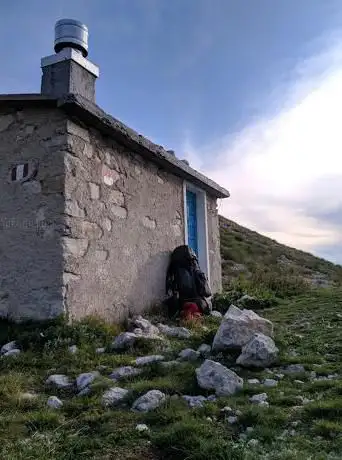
top-left (180, 302), bottom-right (202, 321)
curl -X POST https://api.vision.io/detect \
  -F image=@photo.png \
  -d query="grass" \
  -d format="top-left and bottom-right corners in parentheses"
top-left (0, 288), bottom-right (342, 459)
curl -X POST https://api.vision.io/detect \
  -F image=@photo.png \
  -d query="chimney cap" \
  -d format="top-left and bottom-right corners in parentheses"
top-left (54, 19), bottom-right (88, 57)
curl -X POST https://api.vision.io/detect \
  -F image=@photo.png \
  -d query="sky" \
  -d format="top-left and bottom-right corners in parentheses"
top-left (1, 0), bottom-right (342, 263)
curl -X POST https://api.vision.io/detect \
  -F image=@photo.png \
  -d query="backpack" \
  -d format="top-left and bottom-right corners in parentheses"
top-left (165, 245), bottom-right (212, 313)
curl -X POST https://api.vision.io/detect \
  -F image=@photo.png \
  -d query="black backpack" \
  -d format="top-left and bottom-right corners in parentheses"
top-left (166, 245), bottom-right (212, 301)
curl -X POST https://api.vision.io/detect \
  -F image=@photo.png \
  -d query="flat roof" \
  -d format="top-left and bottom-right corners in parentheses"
top-left (0, 93), bottom-right (230, 198)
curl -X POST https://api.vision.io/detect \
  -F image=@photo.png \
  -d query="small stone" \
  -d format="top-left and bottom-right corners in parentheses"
top-left (1, 341), bottom-right (17, 355)
top-left (210, 310), bottom-right (223, 318)
top-left (246, 427), bottom-right (254, 433)
top-left (259, 401), bottom-right (269, 407)
top-left (197, 344), bottom-right (211, 358)
top-left (221, 406), bottom-right (233, 413)
top-left (102, 387), bottom-right (129, 407)
top-left (263, 379), bottom-right (278, 388)
top-left (291, 421), bottom-right (301, 427)
top-left (46, 374), bottom-right (73, 389)
top-left (239, 433), bottom-right (248, 442)
top-left (285, 364), bottom-right (305, 374)
top-left (3, 348), bottom-right (21, 357)
top-left (235, 409), bottom-right (243, 416)
top-left (77, 387), bottom-right (91, 397)
top-left (136, 424), bottom-right (149, 433)
top-left (249, 393), bottom-right (268, 404)
top-left (161, 360), bottom-right (182, 368)
top-left (196, 359), bottom-right (243, 397)
top-left (206, 394), bottom-right (217, 402)
top-left (69, 345), bottom-right (77, 354)
top-left (132, 390), bottom-right (166, 412)
top-left (112, 332), bottom-right (137, 350)
top-left (96, 347), bottom-right (106, 354)
top-left (110, 205), bottom-right (128, 219)
top-left (237, 333), bottom-right (279, 368)
top-left (227, 416), bottom-right (238, 424)
top-left (47, 396), bottom-right (63, 409)
top-left (275, 373), bottom-right (284, 380)
top-left (178, 348), bottom-right (200, 361)
top-left (247, 439), bottom-right (259, 448)
top-left (206, 416), bottom-right (213, 422)
top-left (76, 371), bottom-right (100, 391)
top-left (20, 392), bottom-right (38, 401)
top-left (110, 366), bottom-right (142, 380)
top-left (157, 324), bottom-right (191, 339)
top-left (183, 395), bottom-right (207, 408)
top-left (135, 355), bottom-right (165, 366)
top-left (294, 379), bottom-right (305, 385)
top-left (248, 378), bottom-right (260, 385)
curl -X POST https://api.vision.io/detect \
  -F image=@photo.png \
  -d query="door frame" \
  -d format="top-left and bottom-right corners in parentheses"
top-left (183, 181), bottom-right (210, 282)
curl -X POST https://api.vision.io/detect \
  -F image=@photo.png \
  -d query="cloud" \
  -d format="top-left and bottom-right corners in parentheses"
top-left (184, 31), bottom-right (342, 261)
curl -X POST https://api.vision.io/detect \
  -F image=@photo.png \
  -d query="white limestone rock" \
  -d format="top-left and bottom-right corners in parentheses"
top-left (46, 374), bottom-right (73, 389)
top-left (157, 324), bottom-right (191, 339)
top-left (236, 333), bottom-right (279, 368)
top-left (132, 390), bottom-right (166, 412)
top-left (196, 359), bottom-right (243, 396)
top-left (178, 348), bottom-right (200, 361)
top-left (102, 387), bottom-right (130, 407)
top-left (212, 305), bottom-right (274, 351)
top-left (47, 396), bottom-right (63, 409)
top-left (110, 366), bottom-right (143, 381)
top-left (76, 371), bottom-right (100, 391)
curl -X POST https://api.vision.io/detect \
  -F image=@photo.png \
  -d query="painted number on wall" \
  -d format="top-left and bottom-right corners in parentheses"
top-left (9, 160), bottom-right (38, 183)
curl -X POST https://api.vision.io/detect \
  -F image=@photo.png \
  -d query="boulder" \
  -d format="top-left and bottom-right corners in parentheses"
top-left (157, 324), bottom-right (191, 339)
top-left (76, 371), bottom-right (100, 391)
top-left (46, 374), bottom-right (73, 389)
top-left (196, 359), bottom-right (243, 396)
top-left (263, 378), bottom-right (278, 387)
top-left (236, 333), bottom-right (278, 368)
top-left (102, 387), bottom-right (129, 407)
top-left (212, 305), bottom-right (274, 351)
top-left (178, 348), bottom-right (200, 361)
top-left (132, 390), bottom-right (166, 412)
top-left (249, 393), bottom-right (268, 404)
top-left (135, 355), bottom-right (165, 366)
top-left (110, 366), bottom-right (142, 381)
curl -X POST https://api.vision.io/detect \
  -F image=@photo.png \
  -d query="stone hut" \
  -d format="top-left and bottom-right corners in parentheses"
top-left (0, 20), bottom-right (229, 322)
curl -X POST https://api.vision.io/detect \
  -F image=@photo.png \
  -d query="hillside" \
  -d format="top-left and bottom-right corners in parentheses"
top-left (219, 215), bottom-right (342, 291)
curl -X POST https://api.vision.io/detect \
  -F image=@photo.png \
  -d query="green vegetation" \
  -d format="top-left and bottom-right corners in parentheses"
top-left (0, 218), bottom-right (342, 458)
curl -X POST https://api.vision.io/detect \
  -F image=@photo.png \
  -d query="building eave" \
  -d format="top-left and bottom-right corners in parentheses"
top-left (0, 93), bottom-right (230, 198)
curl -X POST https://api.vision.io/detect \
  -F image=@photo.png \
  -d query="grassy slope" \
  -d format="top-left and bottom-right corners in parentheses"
top-left (219, 215), bottom-right (342, 288)
top-left (1, 222), bottom-right (342, 459)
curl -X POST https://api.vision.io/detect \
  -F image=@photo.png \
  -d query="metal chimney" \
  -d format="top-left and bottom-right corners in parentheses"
top-left (54, 19), bottom-right (89, 57)
top-left (41, 19), bottom-right (99, 101)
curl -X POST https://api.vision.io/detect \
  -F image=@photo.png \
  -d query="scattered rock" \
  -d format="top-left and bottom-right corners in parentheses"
top-left (275, 373), bottom-right (284, 380)
top-left (247, 439), bottom-right (259, 448)
top-left (96, 347), bottom-right (106, 354)
top-left (221, 406), bottom-right (233, 413)
top-left (77, 387), bottom-right (91, 397)
top-left (294, 379), bottom-right (305, 385)
top-left (239, 433), bottom-right (248, 442)
top-left (178, 348), bottom-right (200, 361)
top-left (206, 417), bottom-right (213, 422)
top-left (249, 393), bottom-right (268, 404)
top-left (112, 332), bottom-right (138, 350)
top-left (136, 424), bottom-right (149, 433)
top-left (135, 355), bottom-right (165, 366)
top-left (196, 359), bottom-right (243, 396)
top-left (1, 341), bottom-right (18, 355)
top-left (76, 371), bottom-right (100, 391)
top-left (102, 387), bottom-right (129, 407)
top-left (197, 344), bottom-right (211, 358)
top-left (46, 374), bottom-right (73, 389)
top-left (69, 345), bottom-right (78, 354)
top-left (263, 378), bottom-right (278, 388)
top-left (47, 396), bottom-right (63, 409)
top-left (206, 394), bottom-right (217, 402)
top-left (227, 416), bottom-right (238, 424)
top-left (259, 401), bottom-right (269, 407)
top-left (210, 310), bottom-right (223, 318)
top-left (248, 378), bottom-right (260, 385)
top-left (236, 333), bottom-right (279, 368)
top-left (161, 360), bottom-right (182, 368)
top-left (132, 316), bottom-right (160, 336)
top-left (284, 364), bottom-right (305, 374)
top-left (246, 427), bottom-right (254, 434)
top-left (235, 409), bottom-right (243, 416)
top-left (157, 324), bottom-right (191, 339)
top-left (110, 366), bottom-right (143, 381)
top-left (212, 305), bottom-right (273, 351)
top-left (3, 348), bottom-right (21, 357)
top-left (20, 392), bottom-right (38, 401)
top-left (182, 395), bottom-right (207, 408)
top-left (291, 421), bottom-right (301, 427)
top-left (132, 390), bottom-right (166, 412)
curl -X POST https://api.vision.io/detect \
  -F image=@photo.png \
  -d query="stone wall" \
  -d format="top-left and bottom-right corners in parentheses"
top-left (207, 195), bottom-right (222, 294)
top-left (63, 120), bottom-right (186, 321)
top-left (0, 107), bottom-right (67, 320)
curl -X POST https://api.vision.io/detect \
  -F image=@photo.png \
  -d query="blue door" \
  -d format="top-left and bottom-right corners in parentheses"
top-left (186, 190), bottom-right (198, 256)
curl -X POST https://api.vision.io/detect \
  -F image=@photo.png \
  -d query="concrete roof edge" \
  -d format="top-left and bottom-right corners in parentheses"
top-left (57, 94), bottom-right (230, 198)
top-left (0, 93), bottom-right (230, 198)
